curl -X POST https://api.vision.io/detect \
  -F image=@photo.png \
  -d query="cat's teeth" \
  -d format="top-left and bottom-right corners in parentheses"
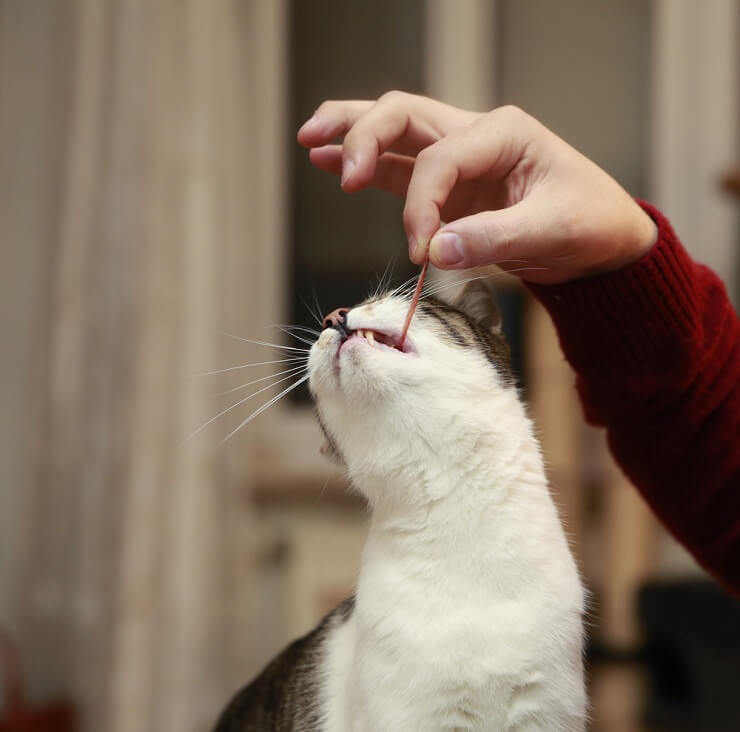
top-left (357, 329), bottom-right (365, 340)
top-left (366, 330), bottom-right (375, 346)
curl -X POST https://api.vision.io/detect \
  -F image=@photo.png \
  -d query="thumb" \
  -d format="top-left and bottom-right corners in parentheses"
top-left (428, 203), bottom-right (537, 269)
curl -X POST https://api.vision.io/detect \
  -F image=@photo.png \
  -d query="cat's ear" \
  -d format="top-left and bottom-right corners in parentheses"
top-left (454, 280), bottom-right (503, 334)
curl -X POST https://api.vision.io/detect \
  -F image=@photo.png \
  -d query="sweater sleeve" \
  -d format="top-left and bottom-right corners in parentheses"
top-left (527, 200), bottom-right (740, 595)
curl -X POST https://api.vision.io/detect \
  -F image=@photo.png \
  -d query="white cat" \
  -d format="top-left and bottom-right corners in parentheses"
top-left (214, 281), bottom-right (586, 732)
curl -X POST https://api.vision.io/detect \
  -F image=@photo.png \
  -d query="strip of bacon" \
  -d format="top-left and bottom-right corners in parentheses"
top-left (398, 251), bottom-right (430, 350)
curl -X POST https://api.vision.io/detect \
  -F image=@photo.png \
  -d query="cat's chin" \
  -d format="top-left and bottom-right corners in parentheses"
top-left (309, 325), bottom-right (417, 397)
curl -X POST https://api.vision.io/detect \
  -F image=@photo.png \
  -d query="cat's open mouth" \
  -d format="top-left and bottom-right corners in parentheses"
top-left (341, 328), bottom-right (414, 354)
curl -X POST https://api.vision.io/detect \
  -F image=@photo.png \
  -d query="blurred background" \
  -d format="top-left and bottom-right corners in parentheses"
top-left (1, 1), bottom-right (738, 731)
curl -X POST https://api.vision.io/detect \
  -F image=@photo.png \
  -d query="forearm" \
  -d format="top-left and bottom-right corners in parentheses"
top-left (529, 201), bottom-right (740, 593)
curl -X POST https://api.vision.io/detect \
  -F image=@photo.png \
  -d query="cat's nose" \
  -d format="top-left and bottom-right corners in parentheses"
top-left (322, 308), bottom-right (350, 334)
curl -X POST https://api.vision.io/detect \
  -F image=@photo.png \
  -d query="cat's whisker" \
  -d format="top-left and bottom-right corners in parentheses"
top-left (369, 271), bottom-right (382, 300)
top-left (316, 469), bottom-right (334, 503)
top-left (427, 266), bottom-right (551, 291)
top-left (385, 255), bottom-right (399, 293)
top-left (196, 356), bottom-right (307, 377)
top-left (272, 325), bottom-right (320, 345)
top-left (421, 272), bottom-right (503, 299)
top-left (386, 260), bottom-right (535, 302)
top-left (373, 255), bottom-right (397, 298)
top-left (311, 287), bottom-right (324, 326)
top-left (189, 370), bottom-right (308, 440)
top-left (399, 271), bottom-right (422, 291)
top-left (223, 332), bottom-right (311, 353)
top-left (391, 273), bottom-right (422, 299)
top-left (396, 285), bottom-right (418, 301)
top-left (420, 267), bottom-right (550, 300)
top-left (390, 270), bottom-right (420, 293)
top-left (221, 373), bottom-right (311, 443)
top-left (300, 293), bottom-right (324, 327)
top-left (277, 324), bottom-right (321, 336)
top-left (218, 364), bottom-right (308, 396)
top-left (273, 327), bottom-right (317, 347)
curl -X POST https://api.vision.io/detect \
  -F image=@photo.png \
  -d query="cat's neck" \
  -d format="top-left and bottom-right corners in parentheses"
top-left (355, 387), bottom-right (541, 511)
top-left (352, 392), bottom-right (561, 574)
top-left (365, 439), bottom-right (548, 551)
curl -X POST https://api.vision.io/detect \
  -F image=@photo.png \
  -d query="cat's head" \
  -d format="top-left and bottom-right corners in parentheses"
top-left (308, 280), bottom-right (517, 495)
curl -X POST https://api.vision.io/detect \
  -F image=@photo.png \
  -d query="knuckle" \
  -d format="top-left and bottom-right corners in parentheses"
top-left (315, 99), bottom-right (337, 117)
top-left (341, 124), bottom-right (359, 146)
top-left (415, 143), bottom-right (438, 166)
top-left (378, 89), bottom-right (408, 106)
top-left (415, 146), bottom-right (431, 166)
top-left (343, 126), bottom-right (373, 157)
top-left (490, 104), bottom-right (529, 128)
top-left (417, 141), bottom-right (453, 173)
top-left (497, 104), bottom-right (524, 119)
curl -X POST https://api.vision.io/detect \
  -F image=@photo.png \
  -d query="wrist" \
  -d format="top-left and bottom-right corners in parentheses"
top-left (613, 201), bottom-right (659, 270)
top-left (587, 199), bottom-right (658, 279)
top-left (526, 203), bottom-right (700, 377)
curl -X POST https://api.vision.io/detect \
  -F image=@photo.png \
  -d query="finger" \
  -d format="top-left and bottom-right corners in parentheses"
top-left (427, 203), bottom-right (539, 270)
top-left (341, 91), bottom-right (482, 192)
top-left (403, 107), bottom-right (531, 263)
top-left (297, 100), bottom-right (373, 147)
top-left (367, 153), bottom-right (415, 198)
top-left (308, 145), bottom-right (343, 174)
top-left (340, 92), bottom-right (450, 192)
top-left (310, 145), bottom-right (414, 199)
top-left (299, 96), bottom-right (445, 159)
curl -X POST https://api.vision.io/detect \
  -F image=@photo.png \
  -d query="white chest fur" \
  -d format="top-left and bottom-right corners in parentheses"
top-left (320, 442), bottom-right (586, 732)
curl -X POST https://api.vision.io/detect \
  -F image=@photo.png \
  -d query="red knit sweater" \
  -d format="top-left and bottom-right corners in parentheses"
top-left (529, 201), bottom-right (740, 595)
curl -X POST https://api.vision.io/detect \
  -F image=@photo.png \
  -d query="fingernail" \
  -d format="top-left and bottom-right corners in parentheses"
top-left (408, 235), bottom-right (417, 261)
top-left (430, 231), bottom-right (464, 265)
top-left (341, 158), bottom-right (356, 186)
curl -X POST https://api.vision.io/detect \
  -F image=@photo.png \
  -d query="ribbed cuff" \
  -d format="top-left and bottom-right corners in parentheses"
top-left (527, 200), bottom-right (703, 377)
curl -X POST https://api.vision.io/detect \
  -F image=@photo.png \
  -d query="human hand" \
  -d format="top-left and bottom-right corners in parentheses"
top-left (298, 92), bottom-right (657, 285)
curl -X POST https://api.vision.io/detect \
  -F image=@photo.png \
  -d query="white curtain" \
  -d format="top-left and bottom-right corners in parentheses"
top-left (0, 1), bottom-right (284, 729)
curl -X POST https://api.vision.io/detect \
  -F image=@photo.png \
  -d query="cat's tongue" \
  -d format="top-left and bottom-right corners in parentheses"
top-left (398, 252), bottom-right (430, 350)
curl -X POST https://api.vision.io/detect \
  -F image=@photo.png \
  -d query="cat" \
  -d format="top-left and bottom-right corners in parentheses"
top-left (214, 280), bottom-right (586, 731)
